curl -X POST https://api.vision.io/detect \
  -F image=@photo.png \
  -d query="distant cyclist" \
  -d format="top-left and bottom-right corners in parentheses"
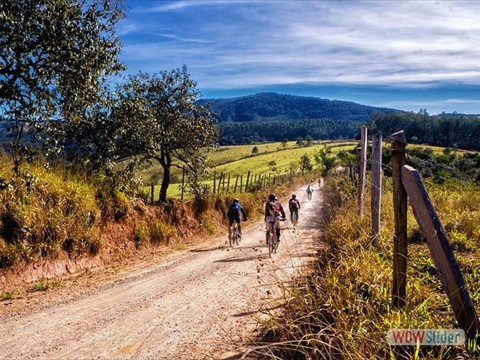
top-left (227, 198), bottom-right (247, 241)
top-left (306, 184), bottom-right (313, 200)
top-left (264, 193), bottom-right (286, 241)
top-left (288, 194), bottom-right (301, 223)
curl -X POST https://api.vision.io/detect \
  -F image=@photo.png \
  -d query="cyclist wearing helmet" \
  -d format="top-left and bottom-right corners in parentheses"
top-left (264, 193), bottom-right (286, 241)
top-left (227, 198), bottom-right (247, 240)
top-left (288, 194), bottom-right (300, 222)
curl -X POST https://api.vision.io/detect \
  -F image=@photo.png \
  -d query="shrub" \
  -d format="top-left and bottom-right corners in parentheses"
top-left (149, 220), bottom-right (177, 245)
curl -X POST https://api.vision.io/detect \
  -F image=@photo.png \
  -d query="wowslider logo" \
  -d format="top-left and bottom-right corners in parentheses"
top-left (387, 329), bottom-right (465, 346)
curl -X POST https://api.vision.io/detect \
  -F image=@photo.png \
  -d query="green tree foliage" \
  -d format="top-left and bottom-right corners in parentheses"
top-left (202, 92), bottom-right (396, 122)
top-left (219, 118), bottom-right (360, 145)
top-left (305, 135), bottom-right (313, 146)
top-left (122, 67), bottom-right (218, 202)
top-left (299, 154), bottom-right (312, 174)
top-left (0, 0), bottom-right (125, 171)
top-left (316, 146), bottom-right (337, 176)
top-left (370, 111), bottom-right (480, 151)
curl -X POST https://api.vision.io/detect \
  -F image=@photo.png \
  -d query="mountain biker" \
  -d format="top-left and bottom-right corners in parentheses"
top-left (288, 194), bottom-right (300, 222)
top-left (264, 193), bottom-right (286, 242)
top-left (227, 198), bottom-right (247, 240)
top-left (306, 184), bottom-right (313, 198)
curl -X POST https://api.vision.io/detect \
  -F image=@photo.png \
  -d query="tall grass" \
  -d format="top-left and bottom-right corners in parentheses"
top-left (0, 158), bottom-right (128, 268)
top-left (256, 175), bottom-right (479, 359)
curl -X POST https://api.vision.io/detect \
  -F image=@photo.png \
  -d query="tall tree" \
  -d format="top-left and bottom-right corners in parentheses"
top-left (124, 67), bottom-right (218, 202)
top-left (0, 0), bottom-right (124, 171)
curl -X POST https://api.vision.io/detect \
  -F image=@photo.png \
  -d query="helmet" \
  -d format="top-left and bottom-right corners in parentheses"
top-left (268, 193), bottom-right (276, 201)
top-left (233, 198), bottom-right (239, 203)
top-left (291, 194), bottom-right (296, 199)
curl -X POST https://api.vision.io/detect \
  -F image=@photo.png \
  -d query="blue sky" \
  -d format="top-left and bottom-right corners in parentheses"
top-left (118, 0), bottom-right (480, 115)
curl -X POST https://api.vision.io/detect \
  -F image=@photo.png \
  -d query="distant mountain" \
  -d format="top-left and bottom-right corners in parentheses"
top-left (198, 92), bottom-right (401, 144)
top-left (200, 92), bottom-right (399, 123)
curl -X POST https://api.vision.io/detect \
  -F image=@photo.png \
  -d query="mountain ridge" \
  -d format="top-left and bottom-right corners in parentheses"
top-left (199, 92), bottom-right (401, 123)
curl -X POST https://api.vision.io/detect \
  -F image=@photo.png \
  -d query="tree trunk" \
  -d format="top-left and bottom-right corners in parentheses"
top-left (157, 148), bottom-right (172, 203)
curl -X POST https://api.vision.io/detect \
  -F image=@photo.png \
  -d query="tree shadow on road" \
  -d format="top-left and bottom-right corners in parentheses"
top-left (214, 254), bottom-right (269, 263)
top-left (189, 245), bottom-right (223, 253)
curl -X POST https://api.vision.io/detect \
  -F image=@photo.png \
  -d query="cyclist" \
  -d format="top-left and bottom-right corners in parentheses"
top-left (264, 193), bottom-right (286, 242)
top-left (288, 194), bottom-right (300, 223)
top-left (306, 184), bottom-right (313, 199)
top-left (227, 198), bottom-right (247, 241)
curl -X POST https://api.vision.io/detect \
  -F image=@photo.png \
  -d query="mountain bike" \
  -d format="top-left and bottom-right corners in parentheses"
top-left (229, 220), bottom-right (241, 247)
top-left (307, 191), bottom-right (312, 201)
top-left (265, 217), bottom-right (285, 257)
top-left (290, 210), bottom-right (299, 227)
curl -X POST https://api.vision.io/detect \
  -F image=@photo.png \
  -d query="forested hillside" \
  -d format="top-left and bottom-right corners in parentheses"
top-left (201, 92), bottom-right (398, 144)
top-left (201, 92), bottom-right (397, 122)
top-left (203, 93), bottom-right (480, 149)
top-left (219, 118), bottom-right (359, 144)
top-left (370, 111), bottom-right (480, 150)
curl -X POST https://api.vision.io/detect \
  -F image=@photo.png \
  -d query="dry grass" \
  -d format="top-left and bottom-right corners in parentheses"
top-left (254, 175), bottom-right (479, 359)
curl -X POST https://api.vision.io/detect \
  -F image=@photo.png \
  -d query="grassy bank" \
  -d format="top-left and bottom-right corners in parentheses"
top-left (257, 175), bottom-right (479, 359)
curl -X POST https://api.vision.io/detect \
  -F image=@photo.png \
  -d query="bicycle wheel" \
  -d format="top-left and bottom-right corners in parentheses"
top-left (234, 224), bottom-right (240, 245)
top-left (291, 211), bottom-right (298, 226)
top-left (266, 231), bottom-right (273, 257)
top-left (229, 224), bottom-right (234, 247)
top-left (273, 233), bottom-right (279, 253)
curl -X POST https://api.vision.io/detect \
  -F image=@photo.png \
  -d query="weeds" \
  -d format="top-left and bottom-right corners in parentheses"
top-left (149, 220), bottom-right (177, 245)
top-left (29, 279), bottom-right (62, 293)
top-left (1, 291), bottom-right (13, 301)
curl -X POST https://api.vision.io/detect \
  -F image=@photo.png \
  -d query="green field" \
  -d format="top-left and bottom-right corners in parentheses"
top-left (142, 140), bottom-right (358, 200)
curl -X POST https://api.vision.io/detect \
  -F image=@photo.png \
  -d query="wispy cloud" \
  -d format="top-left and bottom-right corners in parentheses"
top-left (119, 0), bottom-right (480, 113)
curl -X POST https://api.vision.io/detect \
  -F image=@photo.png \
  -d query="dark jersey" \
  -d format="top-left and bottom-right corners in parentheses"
top-left (227, 203), bottom-right (247, 223)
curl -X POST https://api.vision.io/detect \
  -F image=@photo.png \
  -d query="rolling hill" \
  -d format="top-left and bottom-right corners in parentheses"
top-left (200, 92), bottom-right (399, 123)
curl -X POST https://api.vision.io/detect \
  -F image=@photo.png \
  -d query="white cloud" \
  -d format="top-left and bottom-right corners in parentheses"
top-left (119, 0), bottom-right (480, 112)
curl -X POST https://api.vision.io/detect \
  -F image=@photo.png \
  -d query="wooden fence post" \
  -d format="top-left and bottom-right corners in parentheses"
top-left (181, 166), bottom-right (185, 201)
top-left (150, 184), bottom-right (154, 205)
top-left (358, 126), bottom-right (367, 218)
top-left (213, 172), bottom-right (217, 194)
top-left (371, 134), bottom-right (383, 240)
top-left (245, 170), bottom-right (251, 192)
top-left (226, 174), bottom-right (230, 193)
top-left (389, 130), bottom-right (408, 308)
top-left (402, 165), bottom-right (480, 339)
top-left (240, 175), bottom-right (243, 193)
top-left (234, 175), bottom-right (239, 193)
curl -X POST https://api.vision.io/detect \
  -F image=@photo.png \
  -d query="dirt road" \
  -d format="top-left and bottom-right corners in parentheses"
top-left (0, 186), bottom-right (323, 360)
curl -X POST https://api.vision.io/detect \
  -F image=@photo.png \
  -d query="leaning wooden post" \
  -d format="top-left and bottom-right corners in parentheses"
top-left (218, 173), bottom-right (224, 194)
top-left (402, 165), bottom-right (480, 339)
top-left (240, 175), bottom-right (243, 193)
top-left (389, 130), bottom-right (408, 308)
top-left (371, 134), bottom-right (383, 240)
top-left (150, 184), bottom-right (154, 205)
top-left (245, 170), bottom-right (251, 192)
top-left (358, 126), bottom-right (367, 218)
top-left (226, 174), bottom-right (230, 193)
top-left (221, 172), bottom-right (226, 193)
top-left (233, 175), bottom-right (239, 193)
